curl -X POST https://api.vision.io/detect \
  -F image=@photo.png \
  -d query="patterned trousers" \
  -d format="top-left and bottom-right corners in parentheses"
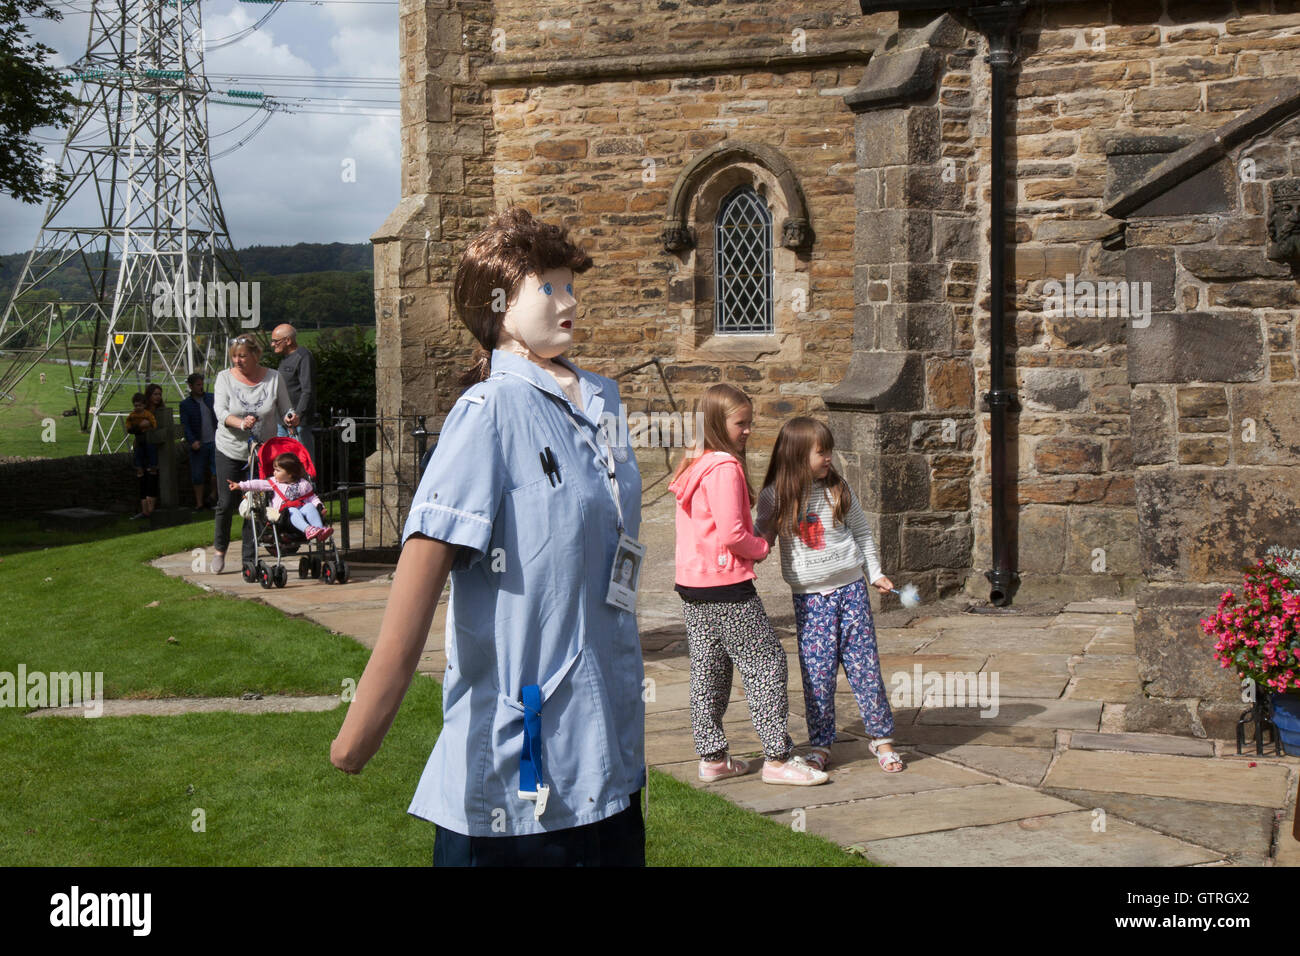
top-left (682, 595), bottom-right (793, 762)
top-left (792, 578), bottom-right (894, 746)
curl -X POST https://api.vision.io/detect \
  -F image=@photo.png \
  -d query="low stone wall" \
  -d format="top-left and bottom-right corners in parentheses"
top-left (0, 443), bottom-right (191, 517)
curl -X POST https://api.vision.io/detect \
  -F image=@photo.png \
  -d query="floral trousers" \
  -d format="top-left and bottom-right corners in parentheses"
top-left (792, 578), bottom-right (894, 746)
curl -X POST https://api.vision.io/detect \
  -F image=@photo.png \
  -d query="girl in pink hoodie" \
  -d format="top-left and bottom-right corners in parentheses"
top-left (670, 385), bottom-right (828, 787)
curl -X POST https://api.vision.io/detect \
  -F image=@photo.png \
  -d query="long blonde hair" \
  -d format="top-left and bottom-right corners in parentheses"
top-left (671, 384), bottom-right (756, 501)
top-left (760, 417), bottom-right (850, 538)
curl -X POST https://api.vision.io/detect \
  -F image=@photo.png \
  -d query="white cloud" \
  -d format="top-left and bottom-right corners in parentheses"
top-left (2, 0), bottom-right (399, 254)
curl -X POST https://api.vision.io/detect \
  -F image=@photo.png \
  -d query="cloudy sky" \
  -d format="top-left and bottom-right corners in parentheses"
top-left (2, 0), bottom-right (400, 255)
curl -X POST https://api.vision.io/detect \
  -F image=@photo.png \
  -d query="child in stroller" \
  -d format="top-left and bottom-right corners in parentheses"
top-left (231, 435), bottom-right (348, 586)
top-left (229, 451), bottom-right (332, 540)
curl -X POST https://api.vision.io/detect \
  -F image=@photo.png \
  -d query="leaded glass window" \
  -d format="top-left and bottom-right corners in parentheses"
top-left (714, 186), bottom-right (773, 334)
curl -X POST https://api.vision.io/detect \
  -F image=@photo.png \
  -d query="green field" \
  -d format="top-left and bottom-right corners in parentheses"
top-left (0, 360), bottom-right (119, 460)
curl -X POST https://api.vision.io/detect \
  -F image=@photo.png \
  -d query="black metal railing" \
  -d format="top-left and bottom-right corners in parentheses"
top-left (311, 410), bottom-right (435, 554)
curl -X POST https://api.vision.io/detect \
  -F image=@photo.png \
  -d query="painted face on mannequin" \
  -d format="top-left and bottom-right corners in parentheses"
top-left (500, 267), bottom-right (576, 360)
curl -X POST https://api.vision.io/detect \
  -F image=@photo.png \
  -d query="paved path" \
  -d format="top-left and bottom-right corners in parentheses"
top-left (152, 472), bottom-right (1300, 866)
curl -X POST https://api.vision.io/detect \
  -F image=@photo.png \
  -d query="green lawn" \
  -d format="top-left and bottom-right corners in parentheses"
top-left (0, 523), bottom-right (869, 866)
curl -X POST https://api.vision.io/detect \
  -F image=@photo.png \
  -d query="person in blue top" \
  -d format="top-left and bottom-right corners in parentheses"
top-left (330, 207), bottom-right (646, 866)
top-left (179, 372), bottom-right (218, 510)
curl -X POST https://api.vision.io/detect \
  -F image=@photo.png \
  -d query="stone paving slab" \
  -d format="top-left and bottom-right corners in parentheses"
top-left (921, 628), bottom-right (1095, 655)
top-left (1069, 731), bottom-right (1216, 757)
top-left (1044, 787), bottom-right (1277, 861)
top-left (858, 809), bottom-right (1222, 867)
top-left (1092, 624), bottom-right (1135, 640)
top-left (915, 744), bottom-right (1055, 787)
top-left (916, 698), bottom-right (1102, 729)
top-left (307, 609), bottom-right (388, 647)
top-left (1074, 656), bottom-right (1141, 680)
top-left (661, 743), bottom-right (994, 815)
top-left (643, 678), bottom-right (746, 715)
top-left (27, 695), bottom-right (342, 718)
top-left (1062, 599), bottom-right (1137, 615)
top-left (1044, 749), bottom-right (1293, 807)
top-left (984, 672), bottom-right (1072, 700)
top-left (800, 783), bottom-right (1081, 844)
top-left (878, 654), bottom-right (990, 678)
top-left (984, 652), bottom-right (1073, 673)
top-left (892, 722), bottom-right (1060, 748)
top-left (1053, 612), bottom-right (1125, 628)
top-left (874, 631), bottom-right (943, 654)
top-left (643, 715), bottom-right (812, 765)
top-left (1068, 678), bottom-right (1141, 702)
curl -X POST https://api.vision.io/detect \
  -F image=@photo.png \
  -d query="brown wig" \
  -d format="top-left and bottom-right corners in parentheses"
top-left (670, 384), bottom-right (757, 502)
top-left (273, 452), bottom-right (306, 482)
top-left (453, 205), bottom-right (593, 385)
top-left (760, 417), bottom-right (850, 538)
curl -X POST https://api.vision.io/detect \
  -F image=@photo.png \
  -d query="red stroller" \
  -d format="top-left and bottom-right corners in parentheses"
top-left (238, 435), bottom-right (349, 587)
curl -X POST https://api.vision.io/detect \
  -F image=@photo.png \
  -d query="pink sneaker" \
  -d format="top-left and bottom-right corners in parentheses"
top-left (318, 526), bottom-right (333, 539)
top-left (304, 526), bottom-right (320, 541)
top-left (761, 755), bottom-right (830, 786)
top-left (698, 756), bottom-right (750, 782)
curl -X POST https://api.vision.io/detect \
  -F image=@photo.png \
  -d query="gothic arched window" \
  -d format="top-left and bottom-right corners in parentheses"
top-left (714, 186), bottom-right (773, 334)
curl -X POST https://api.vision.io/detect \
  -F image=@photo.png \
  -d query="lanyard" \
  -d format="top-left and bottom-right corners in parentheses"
top-left (492, 367), bottom-right (625, 535)
top-left (562, 408), bottom-right (624, 536)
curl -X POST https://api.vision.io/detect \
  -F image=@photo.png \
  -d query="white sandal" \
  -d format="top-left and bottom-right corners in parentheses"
top-left (868, 738), bottom-right (904, 773)
top-left (803, 746), bottom-right (831, 772)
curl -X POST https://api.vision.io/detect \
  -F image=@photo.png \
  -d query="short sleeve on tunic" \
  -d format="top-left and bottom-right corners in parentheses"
top-left (401, 392), bottom-right (505, 568)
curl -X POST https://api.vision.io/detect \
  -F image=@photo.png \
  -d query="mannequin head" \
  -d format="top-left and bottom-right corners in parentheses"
top-left (453, 207), bottom-right (593, 383)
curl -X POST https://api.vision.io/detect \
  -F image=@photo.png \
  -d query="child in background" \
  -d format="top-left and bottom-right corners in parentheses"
top-left (228, 451), bottom-right (333, 540)
top-left (756, 417), bottom-right (904, 773)
top-left (670, 385), bottom-right (828, 787)
top-left (124, 392), bottom-right (158, 519)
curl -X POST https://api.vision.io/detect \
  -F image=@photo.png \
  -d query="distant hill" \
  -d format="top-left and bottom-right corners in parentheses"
top-left (0, 242), bottom-right (375, 330)
top-left (238, 242), bottom-right (372, 277)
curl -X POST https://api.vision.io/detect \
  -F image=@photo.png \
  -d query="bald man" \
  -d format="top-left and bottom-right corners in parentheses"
top-left (271, 324), bottom-right (317, 462)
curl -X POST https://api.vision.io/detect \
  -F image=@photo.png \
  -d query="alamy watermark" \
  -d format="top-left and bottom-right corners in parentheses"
top-left (49, 886), bottom-right (150, 936)
top-left (889, 665), bottom-right (1000, 718)
top-left (1, 665), bottom-right (104, 717)
top-left (597, 403), bottom-right (707, 450)
top-left (1042, 273), bottom-right (1151, 328)
top-left (151, 278), bottom-right (261, 328)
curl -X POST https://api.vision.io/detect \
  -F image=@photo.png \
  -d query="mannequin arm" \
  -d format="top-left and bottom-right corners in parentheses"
top-left (330, 535), bottom-right (456, 773)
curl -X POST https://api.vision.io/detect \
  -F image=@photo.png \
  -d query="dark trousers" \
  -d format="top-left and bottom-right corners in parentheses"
top-left (432, 792), bottom-right (645, 867)
top-left (214, 450), bottom-right (255, 568)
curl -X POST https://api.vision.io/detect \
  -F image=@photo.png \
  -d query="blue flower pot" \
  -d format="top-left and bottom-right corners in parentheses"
top-left (1272, 693), bottom-right (1300, 756)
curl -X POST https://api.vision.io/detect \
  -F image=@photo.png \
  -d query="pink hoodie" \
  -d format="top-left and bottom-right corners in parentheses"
top-left (670, 451), bottom-right (770, 588)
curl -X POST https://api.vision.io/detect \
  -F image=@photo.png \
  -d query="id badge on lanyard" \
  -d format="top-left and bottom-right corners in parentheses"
top-left (562, 409), bottom-right (643, 613)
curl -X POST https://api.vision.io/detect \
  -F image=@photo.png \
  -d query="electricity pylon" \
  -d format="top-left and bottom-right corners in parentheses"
top-left (0, 0), bottom-right (243, 453)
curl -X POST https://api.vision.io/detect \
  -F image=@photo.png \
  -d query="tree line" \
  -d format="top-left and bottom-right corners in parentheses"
top-left (0, 242), bottom-right (375, 331)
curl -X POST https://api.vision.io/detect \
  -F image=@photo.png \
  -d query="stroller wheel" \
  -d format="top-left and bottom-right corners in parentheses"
top-left (322, 562), bottom-right (335, 584)
top-left (310, 556), bottom-right (322, 579)
top-left (336, 560), bottom-right (349, 585)
top-left (298, 556), bottom-right (310, 579)
top-left (257, 561), bottom-right (273, 589)
top-left (273, 565), bottom-right (288, 588)
top-left (242, 563), bottom-right (256, 584)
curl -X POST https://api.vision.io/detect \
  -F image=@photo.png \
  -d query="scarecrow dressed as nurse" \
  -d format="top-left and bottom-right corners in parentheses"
top-left (331, 207), bottom-right (646, 866)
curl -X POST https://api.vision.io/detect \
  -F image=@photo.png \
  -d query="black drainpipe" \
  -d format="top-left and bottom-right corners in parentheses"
top-left (860, 0), bottom-right (1042, 605)
top-left (968, 2), bottom-right (1025, 605)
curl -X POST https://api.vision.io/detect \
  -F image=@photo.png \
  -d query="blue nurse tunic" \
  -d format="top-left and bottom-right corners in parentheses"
top-left (401, 348), bottom-right (646, 837)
